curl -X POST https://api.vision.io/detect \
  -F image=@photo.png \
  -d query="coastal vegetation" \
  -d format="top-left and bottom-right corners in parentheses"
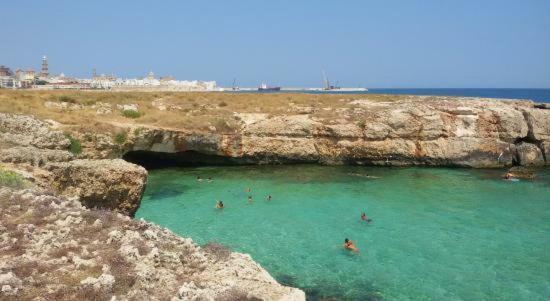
top-left (57, 95), bottom-right (77, 104)
top-left (0, 166), bottom-right (28, 189)
top-left (65, 133), bottom-right (82, 155)
top-left (114, 131), bottom-right (127, 145)
top-left (0, 90), bottom-right (403, 134)
top-left (121, 109), bottom-right (141, 119)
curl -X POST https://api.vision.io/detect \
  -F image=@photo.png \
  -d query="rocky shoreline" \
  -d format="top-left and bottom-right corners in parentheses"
top-left (0, 112), bottom-right (305, 300)
top-left (0, 188), bottom-right (303, 300)
top-left (1, 95), bottom-right (550, 300)
top-left (81, 97), bottom-right (550, 168)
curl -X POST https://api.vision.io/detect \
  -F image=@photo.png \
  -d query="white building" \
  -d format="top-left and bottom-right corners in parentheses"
top-left (0, 76), bottom-right (22, 89)
top-left (91, 71), bottom-right (217, 91)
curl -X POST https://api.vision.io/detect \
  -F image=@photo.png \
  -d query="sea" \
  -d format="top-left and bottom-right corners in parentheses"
top-left (231, 88), bottom-right (550, 103)
top-left (136, 165), bottom-right (550, 301)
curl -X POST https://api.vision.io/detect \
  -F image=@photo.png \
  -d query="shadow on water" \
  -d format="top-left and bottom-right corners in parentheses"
top-left (145, 188), bottom-right (186, 201)
top-left (276, 274), bottom-right (383, 301)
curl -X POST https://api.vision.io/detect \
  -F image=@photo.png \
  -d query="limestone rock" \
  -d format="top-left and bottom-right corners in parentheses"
top-left (119, 97), bottom-right (550, 168)
top-left (80, 273), bottom-right (115, 291)
top-left (523, 108), bottom-right (550, 141)
top-left (45, 159), bottom-right (147, 216)
top-left (92, 102), bottom-right (113, 115)
top-left (0, 272), bottom-right (22, 296)
top-left (117, 103), bottom-right (139, 112)
top-left (506, 166), bottom-right (537, 179)
top-left (0, 146), bottom-right (73, 166)
top-left (0, 113), bottom-right (69, 150)
top-left (44, 101), bottom-right (83, 111)
top-left (0, 189), bottom-right (304, 300)
top-left (515, 142), bottom-right (545, 166)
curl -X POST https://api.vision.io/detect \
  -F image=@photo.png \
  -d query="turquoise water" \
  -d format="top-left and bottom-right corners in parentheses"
top-left (136, 166), bottom-right (550, 300)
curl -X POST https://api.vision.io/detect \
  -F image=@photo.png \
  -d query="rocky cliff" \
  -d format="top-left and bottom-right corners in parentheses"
top-left (1, 95), bottom-right (549, 300)
top-left (0, 112), bottom-right (305, 300)
top-left (0, 188), bottom-right (304, 300)
top-left (110, 97), bottom-right (550, 168)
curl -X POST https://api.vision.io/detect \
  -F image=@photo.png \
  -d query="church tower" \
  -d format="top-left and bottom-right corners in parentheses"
top-left (40, 55), bottom-right (49, 78)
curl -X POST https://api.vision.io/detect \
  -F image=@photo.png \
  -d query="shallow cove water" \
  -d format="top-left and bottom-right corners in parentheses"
top-left (135, 165), bottom-right (550, 300)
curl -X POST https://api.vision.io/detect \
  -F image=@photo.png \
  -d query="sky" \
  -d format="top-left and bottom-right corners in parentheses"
top-left (1, 0), bottom-right (549, 88)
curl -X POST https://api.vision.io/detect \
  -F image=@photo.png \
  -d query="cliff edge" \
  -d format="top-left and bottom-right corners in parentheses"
top-left (0, 112), bottom-right (305, 300)
top-left (113, 96), bottom-right (550, 168)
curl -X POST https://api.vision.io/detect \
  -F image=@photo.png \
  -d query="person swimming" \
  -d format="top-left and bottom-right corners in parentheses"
top-left (197, 176), bottom-right (203, 182)
top-left (361, 212), bottom-right (372, 223)
top-left (216, 200), bottom-right (224, 209)
top-left (247, 196), bottom-right (253, 204)
top-left (207, 177), bottom-right (213, 182)
top-left (344, 238), bottom-right (359, 253)
top-left (267, 195), bottom-right (272, 201)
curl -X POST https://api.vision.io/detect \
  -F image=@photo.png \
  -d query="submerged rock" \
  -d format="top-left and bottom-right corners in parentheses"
top-left (505, 166), bottom-right (537, 180)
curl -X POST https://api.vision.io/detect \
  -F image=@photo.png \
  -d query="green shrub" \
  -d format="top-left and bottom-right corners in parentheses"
top-left (121, 110), bottom-right (141, 119)
top-left (114, 132), bottom-right (127, 145)
top-left (133, 127), bottom-right (144, 136)
top-left (0, 167), bottom-right (28, 189)
top-left (65, 133), bottom-right (82, 155)
top-left (58, 96), bottom-right (77, 103)
top-left (356, 120), bottom-right (366, 129)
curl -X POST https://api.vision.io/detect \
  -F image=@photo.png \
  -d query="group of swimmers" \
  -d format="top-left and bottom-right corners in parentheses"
top-left (202, 175), bottom-right (369, 254)
top-left (343, 212), bottom-right (373, 253)
top-left (212, 185), bottom-right (272, 209)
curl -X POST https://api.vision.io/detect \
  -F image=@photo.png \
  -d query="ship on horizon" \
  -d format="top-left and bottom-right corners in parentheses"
top-left (310, 70), bottom-right (367, 92)
top-left (258, 82), bottom-right (281, 91)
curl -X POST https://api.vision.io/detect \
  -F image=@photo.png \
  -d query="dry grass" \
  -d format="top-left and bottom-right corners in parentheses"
top-left (203, 241), bottom-right (232, 262)
top-left (0, 90), bottom-right (404, 134)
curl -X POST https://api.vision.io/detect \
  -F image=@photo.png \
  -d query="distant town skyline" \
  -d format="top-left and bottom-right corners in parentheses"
top-left (1, 0), bottom-right (549, 88)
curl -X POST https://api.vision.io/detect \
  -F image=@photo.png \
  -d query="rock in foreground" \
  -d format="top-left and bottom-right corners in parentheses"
top-left (0, 188), bottom-right (305, 301)
top-left (45, 159), bottom-right (148, 216)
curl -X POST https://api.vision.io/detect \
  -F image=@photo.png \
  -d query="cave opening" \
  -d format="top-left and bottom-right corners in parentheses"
top-left (122, 150), bottom-right (250, 169)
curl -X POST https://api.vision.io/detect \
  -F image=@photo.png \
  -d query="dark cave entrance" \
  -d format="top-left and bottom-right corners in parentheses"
top-left (122, 150), bottom-right (251, 169)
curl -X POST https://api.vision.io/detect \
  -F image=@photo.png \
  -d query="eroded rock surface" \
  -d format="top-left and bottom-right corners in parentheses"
top-left (119, 97), bottom-right (550, 168)
top-left (0, 111), bottom-right (306, 299)
top-left (45, 159), bottom-right (148, 216)
top-left (0, 188), bottom-right (304, 301)
top-left (0, 113), bottom-right (73, 167)
top-left (1, 96), bottom-right (549, 300)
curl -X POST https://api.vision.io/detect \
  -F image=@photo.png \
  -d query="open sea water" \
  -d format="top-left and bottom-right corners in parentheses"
top-left (233, 88), bottom-right (550, 103)
top-left (136, 165), bottom-right (550, 300)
